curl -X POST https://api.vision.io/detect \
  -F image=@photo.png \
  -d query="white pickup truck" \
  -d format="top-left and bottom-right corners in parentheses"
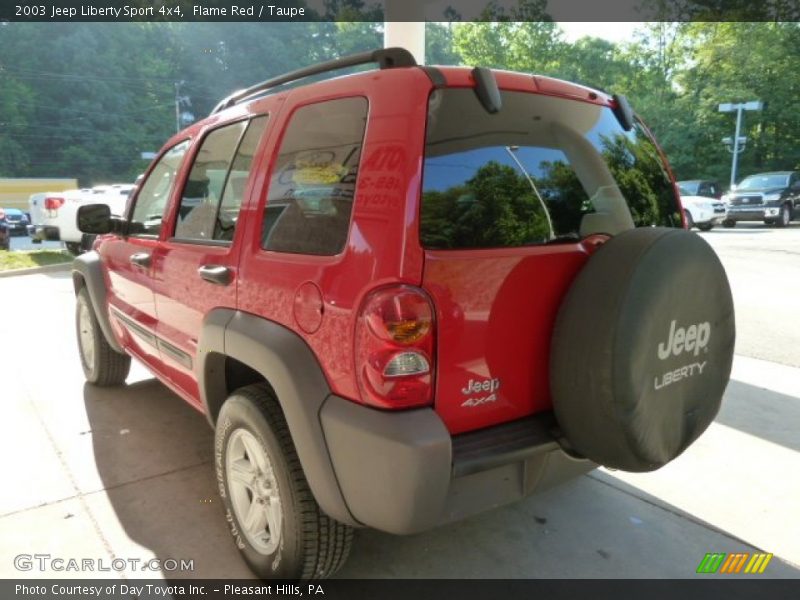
top-left (29, 184), bottom-right (134, 254)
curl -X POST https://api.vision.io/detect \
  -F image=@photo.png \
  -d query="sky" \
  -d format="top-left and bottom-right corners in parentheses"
top-left (558, 22), bottom-right (645, 44)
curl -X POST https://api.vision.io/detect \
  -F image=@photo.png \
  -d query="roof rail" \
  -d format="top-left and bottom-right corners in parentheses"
top-left (210, 47), bottom-right (417, 115)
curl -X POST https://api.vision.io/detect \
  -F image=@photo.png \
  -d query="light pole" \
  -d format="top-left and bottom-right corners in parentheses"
top-left (718, 101), bottom-right (762, 188)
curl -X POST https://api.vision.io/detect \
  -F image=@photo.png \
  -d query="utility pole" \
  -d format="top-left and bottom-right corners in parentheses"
top-left (174, 81), bottom-right (182, 134)
top-left (719, 101), bottom-right (763, 189)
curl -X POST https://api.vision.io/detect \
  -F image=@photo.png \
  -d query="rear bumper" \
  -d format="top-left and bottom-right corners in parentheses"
top-left (31, 225), bottom-right (61, 242)
top-left (319, 395), bottom-right (593, 534)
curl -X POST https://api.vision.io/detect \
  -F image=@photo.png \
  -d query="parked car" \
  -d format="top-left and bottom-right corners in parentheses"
top-left (722, 171), bottom-right (800, 227)
top-left (71, 48), bottom-right (735, 580)
top-left (677, 179), bottom-right (723, 199)
top-left (0, 221), bottom-right (9, 251)
top-left (0, 208), bottom-right (30, 236)
top-left (29, 184), bottom-right (135, 254)
top-left (680, 195), bottom-right (727, 231)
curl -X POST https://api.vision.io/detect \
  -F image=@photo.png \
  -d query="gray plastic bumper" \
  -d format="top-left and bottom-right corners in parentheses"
top-left (320, 395), bottom-right (594, 534)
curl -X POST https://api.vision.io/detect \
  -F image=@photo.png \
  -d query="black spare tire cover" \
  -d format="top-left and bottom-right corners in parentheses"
top-left (550, 227), bottom-right (735, 472)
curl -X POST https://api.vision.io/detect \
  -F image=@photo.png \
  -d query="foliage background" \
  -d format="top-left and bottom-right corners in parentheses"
top-left (1, 15), bottom-right (798, 187)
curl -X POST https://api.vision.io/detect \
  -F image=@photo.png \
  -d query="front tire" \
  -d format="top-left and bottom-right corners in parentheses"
top-left (683, 210), bottom-right (694, 229)
top-left (66, 242), bottom-right (82, 256)
top-left (76, 288), bottom-right (130, 385)
top-left (215, 385), bottom-right (352, 580)
top-left (775, 204), bottom-right (791, 228)
top-left (698, 223), bottom-right (714, 232)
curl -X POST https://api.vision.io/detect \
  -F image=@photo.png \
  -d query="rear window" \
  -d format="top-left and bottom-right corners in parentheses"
top-left (420, 89), bottom-right (680, 250)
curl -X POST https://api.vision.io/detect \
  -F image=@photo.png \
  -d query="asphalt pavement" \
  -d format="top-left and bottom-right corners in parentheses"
top-left (0, 223), bottom-right (798, 579)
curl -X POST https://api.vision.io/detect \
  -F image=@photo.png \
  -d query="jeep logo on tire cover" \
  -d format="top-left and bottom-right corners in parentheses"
top-left (657, 320), bottom-right (711, 360)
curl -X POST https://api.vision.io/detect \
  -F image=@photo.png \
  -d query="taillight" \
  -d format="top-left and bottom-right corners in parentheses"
top-left (44, 197), bottom-right (65, 211)
top-left (355, 285), bottom-right (435, 409)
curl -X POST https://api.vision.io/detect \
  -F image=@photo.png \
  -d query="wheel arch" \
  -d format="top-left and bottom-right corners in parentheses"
top-left (197, 308), bottom-right (358, 527)
top-left (71, 251), bottom-right (124, 354)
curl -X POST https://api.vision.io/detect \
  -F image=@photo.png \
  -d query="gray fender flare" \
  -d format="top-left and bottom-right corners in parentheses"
top-left (197, 308), bottom-right (358, 527)
top-left (71, 251), bottom-right (124, 354)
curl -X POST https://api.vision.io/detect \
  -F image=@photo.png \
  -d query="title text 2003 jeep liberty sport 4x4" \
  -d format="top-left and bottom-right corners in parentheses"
top-left (73, 48), bottom-right (735, 580)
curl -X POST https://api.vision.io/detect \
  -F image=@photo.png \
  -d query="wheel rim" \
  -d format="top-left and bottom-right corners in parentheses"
top-left (78, 301), bottom-right (95, 369)
top-left (226, 428), bottom-right (282, 555)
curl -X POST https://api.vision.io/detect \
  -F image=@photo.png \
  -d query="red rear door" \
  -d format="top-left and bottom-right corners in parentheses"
top-left (151, 115), bottom-right (270, 404)
top-left (419, 86), bottom-right (681, 434)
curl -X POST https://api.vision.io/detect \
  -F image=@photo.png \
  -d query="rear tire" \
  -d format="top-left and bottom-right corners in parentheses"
top-left (66, 242), bottom-right (82, 256)
top-left (698, 223), bottom-right (714, 232)
top-left (76, 288), bottom-right (130, 385)
top-left (722, 219), bottom-right (736, 228)
top-left (215, 384), bottom-right (352, 580)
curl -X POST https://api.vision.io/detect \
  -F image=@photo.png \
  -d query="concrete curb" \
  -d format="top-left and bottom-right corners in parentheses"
top-left (0, 261), bottom-right (72, 279)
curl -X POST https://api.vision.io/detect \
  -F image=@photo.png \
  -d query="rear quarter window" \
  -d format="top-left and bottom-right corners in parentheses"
top-left (261, 97), bottom-right (368, 256)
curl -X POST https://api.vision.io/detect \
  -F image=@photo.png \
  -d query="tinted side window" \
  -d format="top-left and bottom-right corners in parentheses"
top-left (130, 140), bottom-right (190, 236)
top-left (174, 121), bottom-right (247, 241)
top-left (215, 116), bottom-right (269, 241)
top-left (261, 97), bottom-right (367, 255)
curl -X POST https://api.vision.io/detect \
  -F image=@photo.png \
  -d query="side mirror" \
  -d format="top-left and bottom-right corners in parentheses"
top-left (77, 203), bottom-right (119, 235)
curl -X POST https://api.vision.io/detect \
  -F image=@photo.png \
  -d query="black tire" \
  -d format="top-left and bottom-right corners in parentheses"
top-left (76, 287), bottom-right (131, 386)
top-left (66, 242), bottom-right (82, 256)
top-left (215, 384), bottom-right (352, 580)
top-left (683, 210), bottom-right (694, 230)
top-left (722, 219), bottom-right (736, 228)
top-left (697, 223), bottom-right (714, 232)
top-left (774, 204), bottom-right (791, 228)
top-left (550, 228), bottom-right (735, 472)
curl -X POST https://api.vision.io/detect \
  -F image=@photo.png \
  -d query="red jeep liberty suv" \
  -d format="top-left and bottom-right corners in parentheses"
top-left (73, 48), bottom-right (735, 580)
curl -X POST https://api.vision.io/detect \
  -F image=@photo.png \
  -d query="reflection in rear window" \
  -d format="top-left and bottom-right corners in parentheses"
top-left (420, 89), bottom-right (680, 250)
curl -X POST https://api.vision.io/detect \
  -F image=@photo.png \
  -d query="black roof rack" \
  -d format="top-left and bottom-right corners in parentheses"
top-left (210, 47), bottom-right (417, 115)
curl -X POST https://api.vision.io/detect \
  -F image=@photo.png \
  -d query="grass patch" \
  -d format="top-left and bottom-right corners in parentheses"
top-left (0, 249), bottom-right (72, 272)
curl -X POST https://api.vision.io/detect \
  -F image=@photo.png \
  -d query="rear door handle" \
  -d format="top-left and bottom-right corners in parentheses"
top-left (198, 264), bottom-right (232, 286)
top-left (129, 252), bottom-right (151, 269)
